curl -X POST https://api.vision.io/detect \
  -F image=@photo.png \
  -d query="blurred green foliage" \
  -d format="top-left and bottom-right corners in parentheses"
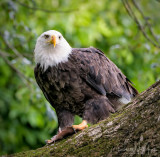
top-left (0, 0), bottom-right (160, 155)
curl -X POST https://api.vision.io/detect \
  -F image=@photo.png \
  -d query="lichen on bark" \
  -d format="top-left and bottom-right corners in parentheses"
top-left (9, 80), bottom-right (160, 157)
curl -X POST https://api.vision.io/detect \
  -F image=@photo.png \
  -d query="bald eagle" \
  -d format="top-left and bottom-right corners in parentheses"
top-left (34, 30), bottom-right (138, 143)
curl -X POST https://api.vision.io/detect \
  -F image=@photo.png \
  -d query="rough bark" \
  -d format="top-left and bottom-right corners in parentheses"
top-left (10, 80), bottom-right (160, 156)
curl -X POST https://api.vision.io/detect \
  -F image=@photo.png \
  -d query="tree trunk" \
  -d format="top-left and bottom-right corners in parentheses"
top-left (11, 80), bottom-right (160, 157)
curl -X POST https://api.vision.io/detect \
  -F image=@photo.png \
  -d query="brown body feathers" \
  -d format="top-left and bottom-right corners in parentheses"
top-left (34, 47), bottom-right (138, 130)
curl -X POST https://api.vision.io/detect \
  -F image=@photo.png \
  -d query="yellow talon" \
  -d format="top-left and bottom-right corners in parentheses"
top-left (72, 120), bottom-right (88, 131)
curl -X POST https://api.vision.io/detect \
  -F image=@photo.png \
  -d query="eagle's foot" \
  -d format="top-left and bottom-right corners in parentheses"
top-left (72, 120), bottom-right (88, 131)
top-left (45, 135), bottom-right (57, 144)
top-left (45, 121), bottom-right (88, 144)
top-left (45, 127), bottom-right (75, 144)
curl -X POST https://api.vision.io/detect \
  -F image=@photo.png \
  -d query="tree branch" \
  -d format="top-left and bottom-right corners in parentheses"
top-left (15, 0), bottom-right (78, 13)
top-left (2, 37), bottom-right (24, 59)
top-left (10, 80), bottom-right (160, 156)
top-left (0, 50), bottom-right (31, 86)
top-left (122, 0), bottom-right (160, 48)
top-left (132, 0), bottom-right (160, 44)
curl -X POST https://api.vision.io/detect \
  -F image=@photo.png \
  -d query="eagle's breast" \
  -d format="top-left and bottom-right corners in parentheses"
top-left (34, 53), bottom-right (97, 115)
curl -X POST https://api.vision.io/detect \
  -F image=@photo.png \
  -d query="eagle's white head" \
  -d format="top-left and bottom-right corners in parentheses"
top-left (34, 30), bottom-right (72, 71)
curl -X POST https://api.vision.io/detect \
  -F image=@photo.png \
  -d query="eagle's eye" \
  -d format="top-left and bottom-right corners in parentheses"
top-left (59, 35), bottom-right (62, 40)
top-left (44, 34), bottom-right (49, 39)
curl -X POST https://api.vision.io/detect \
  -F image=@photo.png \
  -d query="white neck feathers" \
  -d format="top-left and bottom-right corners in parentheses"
top-left (34, 44), bottom-right (72, 71)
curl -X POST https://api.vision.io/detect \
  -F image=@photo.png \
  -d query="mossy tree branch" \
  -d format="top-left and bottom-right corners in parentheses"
top-left (11, 80), bottom-right (160, 156)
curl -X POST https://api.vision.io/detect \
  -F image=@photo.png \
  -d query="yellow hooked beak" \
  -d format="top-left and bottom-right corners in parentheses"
top-left (47, 35), bottom-right (56, 48)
